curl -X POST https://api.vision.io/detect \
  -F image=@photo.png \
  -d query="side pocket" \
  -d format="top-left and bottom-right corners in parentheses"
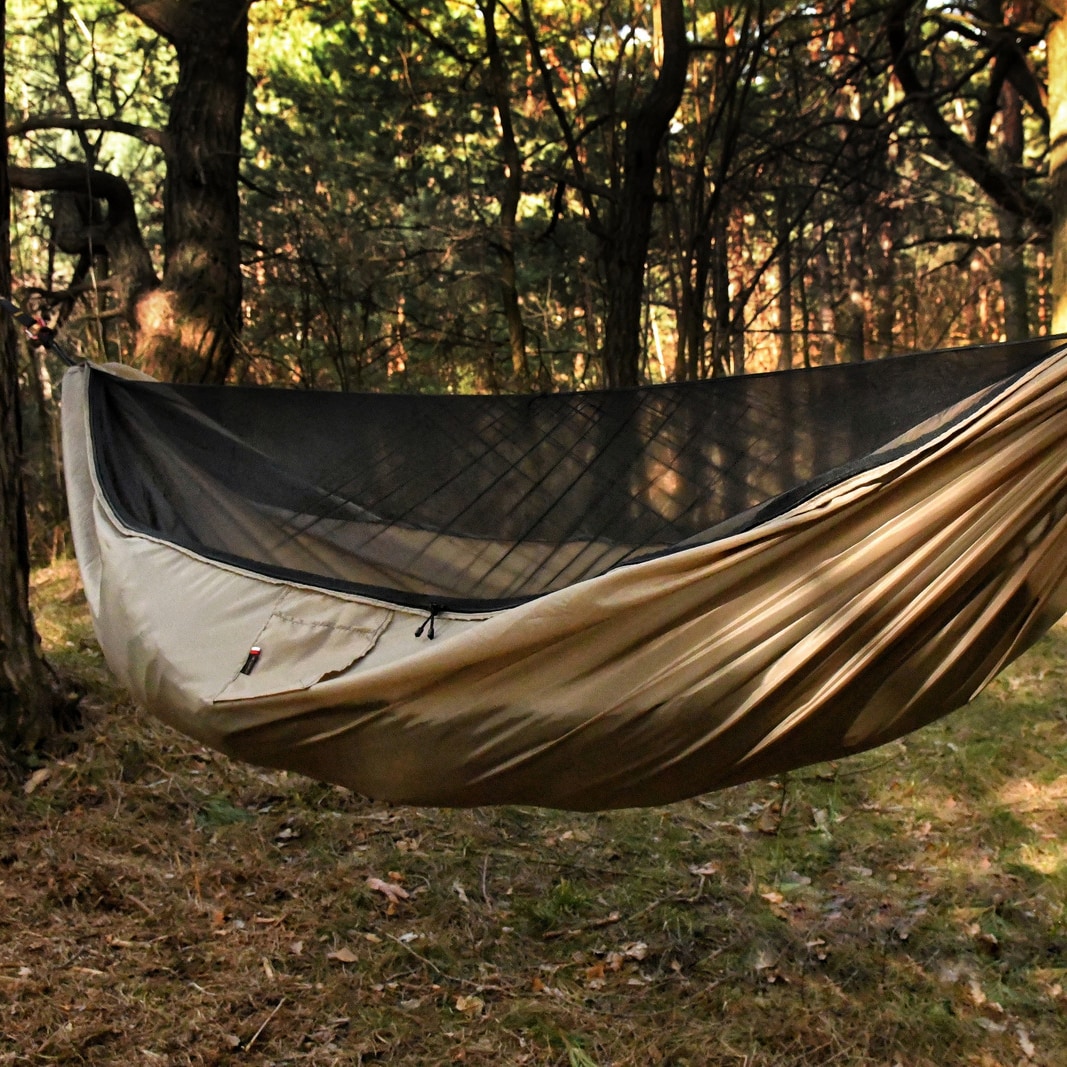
top-left (213, 587), bottom-right (392, 702)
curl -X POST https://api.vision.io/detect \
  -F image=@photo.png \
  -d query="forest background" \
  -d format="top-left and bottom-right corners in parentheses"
top-left (3, 0), bottom-right (1067, 738)
top-left (8, 0), bottom-right (1065, 401)
top-left (1, 7), bottom-right (1067, 1062)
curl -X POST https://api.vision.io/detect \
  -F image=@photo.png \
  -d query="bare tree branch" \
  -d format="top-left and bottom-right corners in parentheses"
top-left (7, 115), bottom-right (172, 155)
top-left (9, 164), bottom-right (158, 324)
top-left (115, 0), bottom-right (254, 47)
top-left (886, 0), bottom-right (1050, 231)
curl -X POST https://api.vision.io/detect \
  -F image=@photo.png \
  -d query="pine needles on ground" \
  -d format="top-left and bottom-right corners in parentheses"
top-left (2, 560), bottom-right (1065, 1066)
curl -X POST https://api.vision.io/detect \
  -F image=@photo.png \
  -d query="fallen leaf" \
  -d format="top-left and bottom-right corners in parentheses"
top-left (1017, 1027), bottom-right (1036, 1059)
top-left (757, 806), bottom-right (781, 834)
top-left (454, 994), bottom-right (484, 1016)
top-left (367, 877), bottom-right (410, 905)
top-left (689, 862), bottom-right (719, 877)
top-left (23, 768), bottom-right (51, 795)
top-left (753, 948), bottom-right (777, 972)
top-left (327, 946), bottom-right (359, 964)
top-left (560, 829), bottom-right (591, 843)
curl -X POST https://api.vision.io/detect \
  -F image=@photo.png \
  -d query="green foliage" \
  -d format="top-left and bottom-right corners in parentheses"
top-left (7, 0), bottom-right (173, 361)
top-left (5, 0), bottom-right (1055, 390)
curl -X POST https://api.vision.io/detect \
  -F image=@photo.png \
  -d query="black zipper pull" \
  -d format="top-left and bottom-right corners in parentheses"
top-left (414, 605), bottom-right (441, 640)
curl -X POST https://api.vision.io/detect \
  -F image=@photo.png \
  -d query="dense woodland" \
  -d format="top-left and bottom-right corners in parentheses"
top-left (1, 0), bottom-right (1065, 751)
top-left (5, 0), bottom-right (1060, 396)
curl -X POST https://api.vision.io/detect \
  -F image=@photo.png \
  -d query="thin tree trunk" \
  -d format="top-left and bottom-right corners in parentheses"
top-left (600, 0), bottom-right (687, 387)
top-left (23, 344), bottom-right (65, 558)
top-left (776, 189), bottom-right (794, 371)
top-left (480, 0), bottom-right (527, 384)
top-left (838, 220), bottom-right (866, 362)
top-left (0, 0), bottom-right (61, 764)
top-left (710, 206), bottom-right (730, 376)
top-left (871, 216), bottom-right (895, 358)
top-left (997, 80), bottom-right (1029, 340)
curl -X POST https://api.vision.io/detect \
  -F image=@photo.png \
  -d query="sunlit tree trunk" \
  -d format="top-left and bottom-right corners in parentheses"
top-left (710, 207), bottom-right (731, 376)
top-left (1048, 8), bottom-right (1067, 333)
top-left (776, 189), bottom-right (794, 371)
top-left (121, 0), bottom-right (250, 383)
top-left (600, 0), bottom-right (688, 387)
top-left (871, 216), bottom-right (895, 358)
top-left (11, 1), bottom-right (251, 383)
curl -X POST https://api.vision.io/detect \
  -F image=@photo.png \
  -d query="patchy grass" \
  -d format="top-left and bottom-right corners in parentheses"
top-left (1, 559), bottom-right (1065, 1066)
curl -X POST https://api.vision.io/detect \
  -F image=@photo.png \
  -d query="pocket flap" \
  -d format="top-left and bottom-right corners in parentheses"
top-left (214, 588), bottom-right (391, 702)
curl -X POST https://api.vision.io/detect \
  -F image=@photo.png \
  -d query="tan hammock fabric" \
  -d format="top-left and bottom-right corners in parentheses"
top-left (61, 348), bottom-right (1067, 810)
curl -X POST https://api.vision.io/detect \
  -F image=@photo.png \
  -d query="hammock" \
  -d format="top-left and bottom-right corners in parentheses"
top-left (61, 336), bottom-right (1067, 810)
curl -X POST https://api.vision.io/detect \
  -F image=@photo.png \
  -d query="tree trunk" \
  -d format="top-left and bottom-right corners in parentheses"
top-left (9, 164), bottom-right (158, 330)
top-left (776, 189), bottom-right (794, 371)
top-left (710, 205), bottom-right (730, 376)
top-left (600, 0), bottom-right (687, 388)
top-left (480, 0), bottom-right (527, 384)
top-left (997, 80), bottom-right (1029, 340)
top-left (871, 215), bottom-right (895, 358)
top-left (1052, 9), bottom-right (1067, 333)
top-left (838, 221), bottom-right (866, 362)
top-left (119, 0), bottom-right (250, 383)
top-left (0, 0), bottom-right (61, 765)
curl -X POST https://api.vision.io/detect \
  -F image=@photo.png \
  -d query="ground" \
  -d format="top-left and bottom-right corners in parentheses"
top-left (1, 560), bottom-right (1065, 1066)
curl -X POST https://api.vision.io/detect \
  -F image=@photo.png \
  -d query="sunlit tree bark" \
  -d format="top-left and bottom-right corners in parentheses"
top-left (1049, 4), bottom-right (1067, 332)
top-left (117, 0), bottom-right (250, 382)
top-left (10, 0), bottom-right (251, 383)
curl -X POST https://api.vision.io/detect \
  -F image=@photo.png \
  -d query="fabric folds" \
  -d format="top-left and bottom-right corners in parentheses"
top-left (62, 338), bottom-right (1067, 810)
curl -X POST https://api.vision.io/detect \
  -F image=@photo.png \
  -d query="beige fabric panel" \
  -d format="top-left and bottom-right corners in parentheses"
top-left (62, 353), bottom-right (1067, 810)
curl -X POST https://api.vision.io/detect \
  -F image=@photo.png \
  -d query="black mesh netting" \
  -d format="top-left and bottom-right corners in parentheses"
top-left (87, 337), bottom-right (1066, 610)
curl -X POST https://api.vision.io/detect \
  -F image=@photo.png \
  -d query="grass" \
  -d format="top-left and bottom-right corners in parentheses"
top-left (1, 559), bottom-right (1065, 1065)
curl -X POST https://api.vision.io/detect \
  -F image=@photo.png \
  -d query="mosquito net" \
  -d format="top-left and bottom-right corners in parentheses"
top-left (85, 337), bottom-right (1061, 611)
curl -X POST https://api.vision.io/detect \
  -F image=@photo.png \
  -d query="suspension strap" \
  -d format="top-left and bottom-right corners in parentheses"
top-left (0, 298), bottom-right (82, 367)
